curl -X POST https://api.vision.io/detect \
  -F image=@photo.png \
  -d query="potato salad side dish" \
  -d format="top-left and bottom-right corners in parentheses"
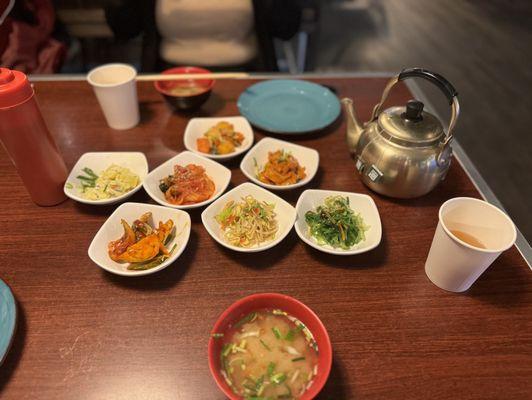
top-left (76, 165), bottom-right (139, 200)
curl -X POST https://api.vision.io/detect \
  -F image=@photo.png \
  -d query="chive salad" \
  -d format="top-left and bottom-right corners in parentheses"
top-left (305, 195), bottom-right (368, 249)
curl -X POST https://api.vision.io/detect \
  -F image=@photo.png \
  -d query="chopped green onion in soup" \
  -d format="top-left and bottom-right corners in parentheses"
top-left (219, 309), bottom-right (318, 399)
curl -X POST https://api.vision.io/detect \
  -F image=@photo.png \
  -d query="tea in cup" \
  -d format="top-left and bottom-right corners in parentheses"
top-left (425, 197), bottom-right (516, 292)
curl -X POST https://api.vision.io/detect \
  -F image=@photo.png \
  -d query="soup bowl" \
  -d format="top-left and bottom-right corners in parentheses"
top-left (208, 293), bottom-right (332, 399)
top-left (154, 66), bottom-right (214, 111)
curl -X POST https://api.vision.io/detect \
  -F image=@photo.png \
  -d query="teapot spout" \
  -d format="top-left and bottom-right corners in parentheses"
top-left (342, 98), bottom-right (363, 156)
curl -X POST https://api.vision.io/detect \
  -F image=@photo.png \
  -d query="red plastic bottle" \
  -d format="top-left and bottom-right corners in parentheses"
top-left (0, 68), bottom-right (68, 206)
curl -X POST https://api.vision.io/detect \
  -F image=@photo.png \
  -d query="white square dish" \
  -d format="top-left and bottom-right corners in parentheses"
top-left (201, 182), bottom-right (296, 252)
top-left (64, 152), bottom-right (148, 205)
top-left (240, 137), bottom-right (319, 190)
top-left (88, 202), bottom-right (191, 276)
top-left (294, 189), bottom-right (382, 255)
top-left (143, 151), bottom-right (231, 209)
top-left (183, 116), bottom-right (254, 161)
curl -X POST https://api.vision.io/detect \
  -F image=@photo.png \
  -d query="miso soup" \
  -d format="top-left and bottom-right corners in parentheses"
top-left (168, 85), bottom-right (205, 96)
top-left (218, 309), bottom-right (319, 399)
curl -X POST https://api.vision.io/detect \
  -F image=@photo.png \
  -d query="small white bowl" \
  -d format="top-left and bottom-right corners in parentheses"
top-left (294, 189), bottom-right (382, 255)
top-left (143, 151), bottom-right (231, 210)
top-left (201, 182), bottom-right (296, 252)
top-left (183, 116), bottom-right (254, 161)
top-left (240, 137), bottom-right (319, 191)
top-left (88, 202), bottom-right (191, 276)
top-left (64, 152), bottom-right (148, 205)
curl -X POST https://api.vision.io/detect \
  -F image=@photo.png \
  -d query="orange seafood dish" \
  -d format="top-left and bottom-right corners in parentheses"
top-left (257, 150), bottom-right (306, 186)
top-left (159, 164), bottom-right (215, 205)
top-left (108, 212), bottom-right (176, 271)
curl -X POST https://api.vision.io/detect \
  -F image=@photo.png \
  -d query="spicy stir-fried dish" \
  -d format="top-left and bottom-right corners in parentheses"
top-left (73, 165), bottom-right (139, 200)
top-left (108, 212), bottom-right (176, 271)
top-left (305, 196), bottom-right (368, 250)
top-left (257, 150), bottom-right (306, 186)
top-left (215, 195), bottom-right (278, 248)
top-left (159, 164), bottom-right (215, 205)
top-left (214, 308), bottom-right (319, 399)
top-left (197, 121), bottom-right (245, 155)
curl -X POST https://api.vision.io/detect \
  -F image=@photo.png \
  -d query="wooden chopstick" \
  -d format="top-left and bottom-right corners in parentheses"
top-left (136, 72), bottom-right (250, 81)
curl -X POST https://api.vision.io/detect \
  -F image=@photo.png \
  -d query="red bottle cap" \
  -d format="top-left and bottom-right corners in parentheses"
top-left (0, 68), bottom-right (34, 109)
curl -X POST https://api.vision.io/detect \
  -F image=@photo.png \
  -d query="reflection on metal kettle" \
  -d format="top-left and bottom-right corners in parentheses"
top-left (342, 67), bottom-right (460, 198)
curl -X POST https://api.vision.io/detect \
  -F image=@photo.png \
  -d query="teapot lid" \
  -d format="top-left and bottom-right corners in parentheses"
top-left (378, 100), bottom-right (444, 146)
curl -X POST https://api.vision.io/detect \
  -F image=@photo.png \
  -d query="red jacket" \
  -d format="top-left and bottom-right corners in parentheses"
top-left (0, 0), bottom-right (65, 73)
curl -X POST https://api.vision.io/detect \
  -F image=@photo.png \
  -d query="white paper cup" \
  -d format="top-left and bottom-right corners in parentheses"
top-left (87, 63), bottom-right (139, 130)
top-left (425, 197), bottom-right (516, 292)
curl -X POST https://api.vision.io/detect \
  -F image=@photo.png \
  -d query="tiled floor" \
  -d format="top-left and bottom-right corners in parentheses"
top-left (311, 0), bottom-right (532, 242)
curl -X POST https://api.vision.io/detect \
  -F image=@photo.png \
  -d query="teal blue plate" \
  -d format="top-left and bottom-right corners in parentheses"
top-left (0, 279), bottom-right (16, 366)
top-left (237, 80), bottom-right (340, 134)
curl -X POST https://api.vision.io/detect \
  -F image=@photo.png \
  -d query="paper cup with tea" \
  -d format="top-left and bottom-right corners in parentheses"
top-left (425, 197), bottom-right (516, 292)
top-left (87, 63), bottom-right (140, 130)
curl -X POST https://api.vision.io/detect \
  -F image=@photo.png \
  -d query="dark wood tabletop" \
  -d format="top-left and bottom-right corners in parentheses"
top-left (0, 77), bottom-right (530, 400)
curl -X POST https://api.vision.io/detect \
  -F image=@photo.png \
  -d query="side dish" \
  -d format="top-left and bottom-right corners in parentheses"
top-left (159, 164), bottom-right (215, 205)
top-left (215, 308), bottom-right (319, 399)
top-left (74, 165), bottom-right (139, 200)
top-left (215, 195), bottom-right (278, 248)
top-left (256, 150), bottom-right (306, 186)
top-left (108, 212), bottom-right (176, 270)
top-left (197, 121), bottom-right (245, 155)
top-left (305, 196), bottom-right (368, 249)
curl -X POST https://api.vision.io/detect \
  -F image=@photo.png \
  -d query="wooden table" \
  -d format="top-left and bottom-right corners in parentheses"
top-left (0, 77), bottom-right (530, 400)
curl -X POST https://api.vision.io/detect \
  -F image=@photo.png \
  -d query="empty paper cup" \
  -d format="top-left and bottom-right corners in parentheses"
top-left (87, 63), bottom-right (139, 130)
top-left (425, 197), bottom-right (516, 292)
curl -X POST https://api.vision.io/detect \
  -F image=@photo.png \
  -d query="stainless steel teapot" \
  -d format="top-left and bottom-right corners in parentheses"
top-left (342, 68), bottom-right (460, 198)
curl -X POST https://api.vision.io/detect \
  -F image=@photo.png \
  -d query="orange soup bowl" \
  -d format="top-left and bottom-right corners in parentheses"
top-left (154, 66), bottom-right (215, 111)
top-left (208, 293), bottom-right (333, 399)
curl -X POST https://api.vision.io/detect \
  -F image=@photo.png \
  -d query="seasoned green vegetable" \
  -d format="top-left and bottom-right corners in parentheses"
top-left (305, 195), bottom-right (368, 250)
top-left (76, 167), bottom-right (98, 191)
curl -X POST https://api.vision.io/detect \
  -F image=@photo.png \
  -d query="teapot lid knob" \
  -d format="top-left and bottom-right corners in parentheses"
top-left (402, 100), bottom-right (424, 121)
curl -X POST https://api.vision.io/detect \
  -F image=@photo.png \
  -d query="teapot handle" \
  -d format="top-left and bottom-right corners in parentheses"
top-left (370, 68), bottom-right (460, 146)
